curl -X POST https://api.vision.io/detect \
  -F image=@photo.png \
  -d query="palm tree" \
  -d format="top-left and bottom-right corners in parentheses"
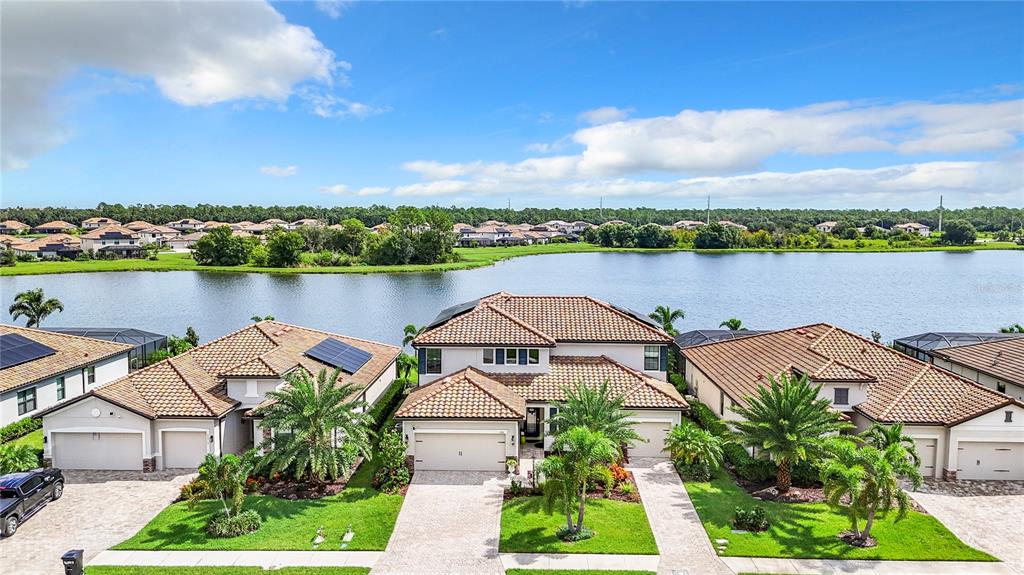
top-left (402, 324), bottom-right (425, 348)
top-left (9, 288), bottom-right (64, 327)
top-left (999, 323), bottom-right (1024, 333)
top-left (187, 453), bottom-right (248, 517)
top-left (648, 305), bottom-right (685, 336)
top-left (251, 315), bottom-right (274, 322)
top-left (396, 353), bottom-right (418, 380)
top-left (820, 438), bottom-right (867, 537)
top-left (257, 368), bottom-right (374, 485)
top-left (719, 318), bottom-right (746, 331)
top-left (731, 373), bottom-right (851, 492)
top-left (665, 419), bottom-right (724, 474)
top-left (541, 426), bottom-right (618, 535)
top-left (861, 423), bottom-right (920, 468)
top-left (548, 381), bottom-right (642, 455)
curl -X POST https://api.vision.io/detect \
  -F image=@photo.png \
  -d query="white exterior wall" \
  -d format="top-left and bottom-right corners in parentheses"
top-left (153, 418), bottom-right (217, 470)
top-left (401, 419), bottom-right (520, 458)
top-left (0, 353), bottom-right (129, 425)
top-left (948, 404), bottom-right (1024, 476)
top-left (551, 343), bottom-right (667, 380)
top-left (226, 378), bottom-right (285, 408)
top-left (42, 396), bottom-right (152, 461)
top-left (854, 412), bottom-right (947, 480)
top-left (932, 357), bottom-right (1024, 401)
top-left (220, 410), bottom-right (250, 455)
top-left (816, 382), bottom-right (869, 413)
top-left (419, 347), bottom-right (552, 384)
top-left (362, 361), bottom-right (398, 406)
top-left (686, 363), bottom-right (743, 421)
top-left (81, 236), bottom-right (141, 252)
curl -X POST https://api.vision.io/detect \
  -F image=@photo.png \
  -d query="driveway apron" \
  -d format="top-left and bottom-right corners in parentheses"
top-left (370, 470), bottom-right (505, 575)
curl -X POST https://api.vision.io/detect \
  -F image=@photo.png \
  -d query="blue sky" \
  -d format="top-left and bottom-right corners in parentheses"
top-left (2, 1), bottom-right (1022, 209)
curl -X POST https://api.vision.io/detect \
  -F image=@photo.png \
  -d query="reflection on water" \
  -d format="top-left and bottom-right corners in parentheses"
top-left (2, 250), bottom-right (1021, 345)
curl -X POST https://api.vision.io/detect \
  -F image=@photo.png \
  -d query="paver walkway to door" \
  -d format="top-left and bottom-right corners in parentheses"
top-left (370, 470), bottom-right (506, 575)
top-left (628, 458), bottom-right (732, 575)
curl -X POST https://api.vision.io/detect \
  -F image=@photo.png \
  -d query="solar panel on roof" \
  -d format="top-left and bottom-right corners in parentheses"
top-left (427, 298), bottom-right (480, 328)
top-left (305, 338), bottom-right (372, 374)
top-left (0, 333), bottom-right (57, 369)
top-left (610, 304), bottom-right (664, 329)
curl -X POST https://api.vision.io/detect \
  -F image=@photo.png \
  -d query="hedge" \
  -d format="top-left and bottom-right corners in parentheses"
top-left (367, 377), bottom-right (411, 432)
top-left (0, 417), bottom-right (42, 444)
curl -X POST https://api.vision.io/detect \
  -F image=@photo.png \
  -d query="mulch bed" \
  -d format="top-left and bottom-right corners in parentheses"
top-left (259, 477), bottom-right (348, 499)
top-left (503, 469), bottom-right (642, 503)
top-left (736, 473), bottom-right (926, 512)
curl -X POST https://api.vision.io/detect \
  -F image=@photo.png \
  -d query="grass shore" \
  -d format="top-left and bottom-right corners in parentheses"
top-left (1, 241), bottom-right (1020, 277)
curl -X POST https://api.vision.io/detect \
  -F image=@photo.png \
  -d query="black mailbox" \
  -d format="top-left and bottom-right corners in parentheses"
top-left (61, 549), bottom-right (83, 575)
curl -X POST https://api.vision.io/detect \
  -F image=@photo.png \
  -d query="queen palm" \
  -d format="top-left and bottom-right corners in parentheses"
top-left (861, 422), bottom-right (920, 467)
top-left (187, 453), bottom-right (247, 517)
top-left (396, 353), bottom-right (418, 380)
top-left (9, 288), bottom-right (64, 327)
top-left (731, 373), bottom-right (851, 492)
top-left (648, 305), bottom-right (685, 336)
top-left (257, 368), bottom-right (373, 485)
top-left (719, 318), bottom-right (746, 331)
top-left (548, 381), bottom-right (642, 455)
top-left (541, 426), bottom-right (618, 535)
top-left (402, 324), bottom-right (425, 348)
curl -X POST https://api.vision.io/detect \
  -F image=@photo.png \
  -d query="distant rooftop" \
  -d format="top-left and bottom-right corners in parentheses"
top-left (674, 329), bottom-right (772, 349)
top-left (893, 332), bottom-right (1024, 353)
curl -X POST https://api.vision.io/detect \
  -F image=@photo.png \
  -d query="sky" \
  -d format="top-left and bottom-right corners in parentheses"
top-left (2, 1), bottom-right (1023, 210)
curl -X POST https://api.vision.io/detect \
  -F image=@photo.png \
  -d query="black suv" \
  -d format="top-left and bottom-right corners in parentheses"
top-left (0, 468), bottom-right (64, 537)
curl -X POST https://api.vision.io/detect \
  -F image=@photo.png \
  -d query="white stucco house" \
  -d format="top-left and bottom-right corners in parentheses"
top-left (893, 222), bottom-right (931, 236)
top-left (397, 293), bottom-right (687, 471)
top-left (815, 221), bottom-right (838, 233)
top-left (680, 324), bottom-right (1024, 481)
top-left (37, 321), bottom-right (400, 471)
top-left (81, 217), bottom-right (121, 230)
top-left (165, 218), bottom-right (205, 232)
top-left (1, 325), bottom-right (131, 426)
top-left (139, 225), bottom-right (181, 245)
top-left (79, 225), bottom-right (144, 258)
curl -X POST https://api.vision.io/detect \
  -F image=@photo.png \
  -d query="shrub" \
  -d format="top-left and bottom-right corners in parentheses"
top-left (178, 477), bottom-right (209, 502)
top-left (508, 475), bottom-right (525, 496)
top-left (372, 466), bottom-right (411, 493)
top-left (549, 236), bottom-right (568, 244)
top-left (675, 461), bottom-right (712, 482)
top-left (366, 378), bottom-right (410, 431)
top-left (608, 463), bottom-right (629, 485)
top-left (0, 417), bottom-right (41, 443)
top-left (0, 444), bottom-right (42, 474)
top-left (556, 525), bottom-right (595, 542)
top-left (205, 509), bottom-right (262, 537)
top-left (688, 402), bottom-right (728, 436)
top-left (733, 505), bottom-right (770, 532)
top-left (618, 482), bottom-right (634, 496)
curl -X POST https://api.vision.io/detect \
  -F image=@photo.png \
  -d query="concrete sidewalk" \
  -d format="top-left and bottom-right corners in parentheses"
top-left (721, 556), bottom-right (1015, 574)
top-left (501, 552), bottom-right (660, 571)
top-left (89, 550), bottom-right (382, 568)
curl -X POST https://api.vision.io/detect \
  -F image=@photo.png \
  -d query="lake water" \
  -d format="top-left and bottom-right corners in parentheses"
top-left (2, 251), bottom-right (1022, 346)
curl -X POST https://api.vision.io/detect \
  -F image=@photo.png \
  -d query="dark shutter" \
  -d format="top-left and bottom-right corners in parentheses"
top-left (495, 348), bottom-right (505, 365)
top-left (418, 348), bottom-right (426, 374)
top-left (659, 346), bottom-right (668, 371)
top-left (519, 349), bottom-right (528, 364)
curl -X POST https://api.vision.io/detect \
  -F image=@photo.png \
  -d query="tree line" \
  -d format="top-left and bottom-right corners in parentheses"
top-left (3, 203), bottom-right (1022, 233)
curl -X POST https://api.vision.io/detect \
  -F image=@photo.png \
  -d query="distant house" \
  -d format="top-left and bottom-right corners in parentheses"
top-left (139, 225), bottom-right (180, 245)
top-left (12, 234), bottom-right (81, 259)
top-left (604, 219), bottom-right (628, 226)
top-left (718, 220), bottom-right (748, 231)
top-left (894, 332), bottom-right (1024, 401)
top-left (0, 324), bottom-right (131, 425)
top-left (291, 218), bottom-right (323, 228)
top-left (815, 221), bottom-right (838, 233)
top-left (81, 217), bottom-right (121, 230)
top-left (80, 225), bottom-right (144, 258)
top-left (33, 220), bottom-right (77, 234)
top-left (166, 231), bottom-right (207, 250)
top-left (893, 222), bottom-right (931, 237)
top-left (672, 220), bottom-right (705, 231)
top-left (166, 218), bottom-right (205, 232)
top-left (260, 218), bottom-right (290, 229)
top-left (0, 235), bottom-right (30, 251)
top-left (203, 221), bottom-right (227, 229)
top-left (123, 220), bottom-right (154, 232)
top-left (0, 220), bottom-right (30, 234)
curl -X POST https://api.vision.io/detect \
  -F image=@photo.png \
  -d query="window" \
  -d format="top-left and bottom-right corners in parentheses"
top-left (644, 346), bottom-right (660, 371)
top-left (528, 349), bottom-right (539, 364)
top-left (86, 365), bottom-right (96, 384)
top-left (483, 349), bottom-right (494, 364)
top-left (1006, 411), bottom-right (1014, 423)
top-left (997, 382), bottom-right (1007, 394)
top-left (834, 387), bottom-right (849, 406)
top-left (424, 349), bottom-right (442, 374)
top-left (495, 348), bottom-right (505, 365)
top-left (548, 406), bottom-right (559, 433)
top-left (56, 376), bottom-right (66, 401)
top-left (518, 348), bottom-right (528, 365)
top-left (17, 388), bottom-right (36, 415)
top-left (505, 348), bottom-right (518, 365)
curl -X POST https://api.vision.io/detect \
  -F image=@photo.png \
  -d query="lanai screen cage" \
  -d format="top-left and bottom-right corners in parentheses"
top-left (892, 332), bottom-right (1024, 361)
top-left (42, 327), bottom-right (168, 369)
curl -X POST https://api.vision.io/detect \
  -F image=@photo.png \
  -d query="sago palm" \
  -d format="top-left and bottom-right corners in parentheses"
top-left (9, 288), bottom-right (64, 328)
top-left (648, 305), bottom-right (685, 336)
top-left (730, 373), bottom-right (851, 492)
top-left (541, 426), bottom-right (619, 534)
top-left (549, 380), bottom-right (642, 455)
top-left (665, 419), bottom-right (724, 472)
top-left (258, 368), bottom-right (374, 485)
top-left (719, 318), bottom-right (746, 331)
top-left (861, 423), bottom-right (920, 468)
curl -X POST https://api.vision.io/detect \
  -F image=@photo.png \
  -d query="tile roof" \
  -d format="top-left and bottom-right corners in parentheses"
top-left (0, 220), bottom-right (30, 230)
top-left (124, 220), bottom-right (154, 231)
top-left (682, 323), bottom-right (1019, 426)
top-left (0, 235), bottom-right (30, 247)
top-left (80, 225), bottom-right (140, 239)
top-left (82, 217), bottom-right (121, 225)
top-left (33, 220), bottom-right (76, 230)
top-left (0, 325), bottom-right (132, 393)
top-left (14, 234), bottom-right (81, 252)
top-left (415, 293), bottom-right (671, 346)
top-left (39, 321), bottom-right (400, 419)
top-left (930, 338), bottom-right (1024, 387)
top-left (396, 368), bottom-right (526, 419)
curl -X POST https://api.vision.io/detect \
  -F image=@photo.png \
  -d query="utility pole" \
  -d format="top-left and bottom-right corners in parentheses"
top-left (706, 194), bottom-right (711, 225)
top-left (600, 197), bottom-right (604, 220)
top-left (938, 195), bottom-right (944, 233)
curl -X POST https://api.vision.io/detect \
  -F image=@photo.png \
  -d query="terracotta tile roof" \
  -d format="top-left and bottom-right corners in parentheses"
top-left (14, 234), bottom-right (81, 252)
top-left (489, 355), bottom-right (687, 409)
top-left (40, 321), bottom-right (400, 419)
top-left (682, 323), bottom-right (1019, 426)
top-left (33, 220), bottom-right (76, 230)
top-left (80, 225), bottom-right (140, 239)
top-left (0, 235), bottom-right (30, 247)
top-left (0, 325), bottom-right (132, 393)
top-left (82, 217), bottom-right (121, 225)
top-left (930, 338), bottom-right (1024, 387)
top-left (124, 220), bottom-right (154, 231)
top-left (396, 368), bottom-right (526, 419)
top-left (0, 220), bottom-right (30, 230)
top-left (415, 293), bottom-right (671, 346)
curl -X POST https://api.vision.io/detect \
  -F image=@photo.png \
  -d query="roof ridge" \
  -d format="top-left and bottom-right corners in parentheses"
top-left (485, 304), bottom-right (556, 344)
top-left (932, 336), bottom-right (1024, 356)
top-left (582, 296), bottom-right (669, 338)
top-left (399, 372), bottom-right (461, 413)
top-left (877, 360), bottom-right (931, 420)
top-left (597, 354), bottom-right (686, 406)
top-left (463, 367), bottom-right (524, 415)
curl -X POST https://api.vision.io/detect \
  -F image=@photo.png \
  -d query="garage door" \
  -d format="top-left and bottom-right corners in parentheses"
top-left (958, 442), bottom-right (1024, 480)
top-left (414, 432), bottom-right (506, 471)
top-left (915, 438), bottom-right (937, 478)
top-left (52, 432), bottom-right (142, 470)
top-left (162, 431), bottom-right (208, 469)
top-left (630, 421), bottom-right (672, 457)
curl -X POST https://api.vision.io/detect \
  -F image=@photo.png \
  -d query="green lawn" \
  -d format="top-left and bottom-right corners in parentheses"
top-left (5, 429), bottom-right (43, 449)
top-left (87, 568), bottom-right (369, 575)
top-left (686, 474), bottom-right (996, 561)
top-left (499, 496), bottom-right (658, 555)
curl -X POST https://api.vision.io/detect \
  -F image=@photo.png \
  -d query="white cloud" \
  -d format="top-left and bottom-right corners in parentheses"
top-left (578, 106), bottom-right (633, 125)
top-left (260, 165), bottom-right (298, 177)
top-left (303, 91), bottom-right (390, 119)
top-left (315, 1), bottom-right (351, 19)
top-left (319, 184), bottom-right (391, 196)
top-left (1, 1), bottom-right (347, 170)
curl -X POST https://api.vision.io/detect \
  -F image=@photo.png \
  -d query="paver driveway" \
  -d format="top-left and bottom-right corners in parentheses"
top-left (910, 490), bottom-right (1024, 575)
top-left (0, 469), bottom-right (193, 575)
top-left (370, 470), bottom-right (505, 575)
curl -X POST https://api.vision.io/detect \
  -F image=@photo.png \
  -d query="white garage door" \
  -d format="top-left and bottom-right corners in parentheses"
top-left (414, 432), bottom-right (506, 471)
top-left (630, 421), bottom-right (672, 458)
top-left (958, 442), bottom-right (1024, 480)
top-left (162, 431), bottom-right (208, 469)
top-left (915, 438), bottom-right (937, 478)
top-left (52, 432), bottom-right (142, 470)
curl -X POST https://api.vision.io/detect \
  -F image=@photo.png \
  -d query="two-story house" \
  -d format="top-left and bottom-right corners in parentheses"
top-left (1, 325), bottom-right (131, 426)
top-left (79, 225), bottom-right (144, 258)
top-left (681, 324), bottom-right (1024, 481)
top-left (37, 321), bottom-right (400, 471)
top-left (81, 217), bottom-right (122, 230)
top-left (396, 293), bottom-right (688, 471)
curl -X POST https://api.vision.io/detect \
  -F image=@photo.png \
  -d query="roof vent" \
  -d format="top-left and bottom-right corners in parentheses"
top-left (795, 329), bottom-right (807, 335)
top-left (805, 333), bottom-right (815, 339)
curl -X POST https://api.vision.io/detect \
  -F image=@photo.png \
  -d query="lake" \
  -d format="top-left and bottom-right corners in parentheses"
top-left (2, 251), bottom-right (1022, 346)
